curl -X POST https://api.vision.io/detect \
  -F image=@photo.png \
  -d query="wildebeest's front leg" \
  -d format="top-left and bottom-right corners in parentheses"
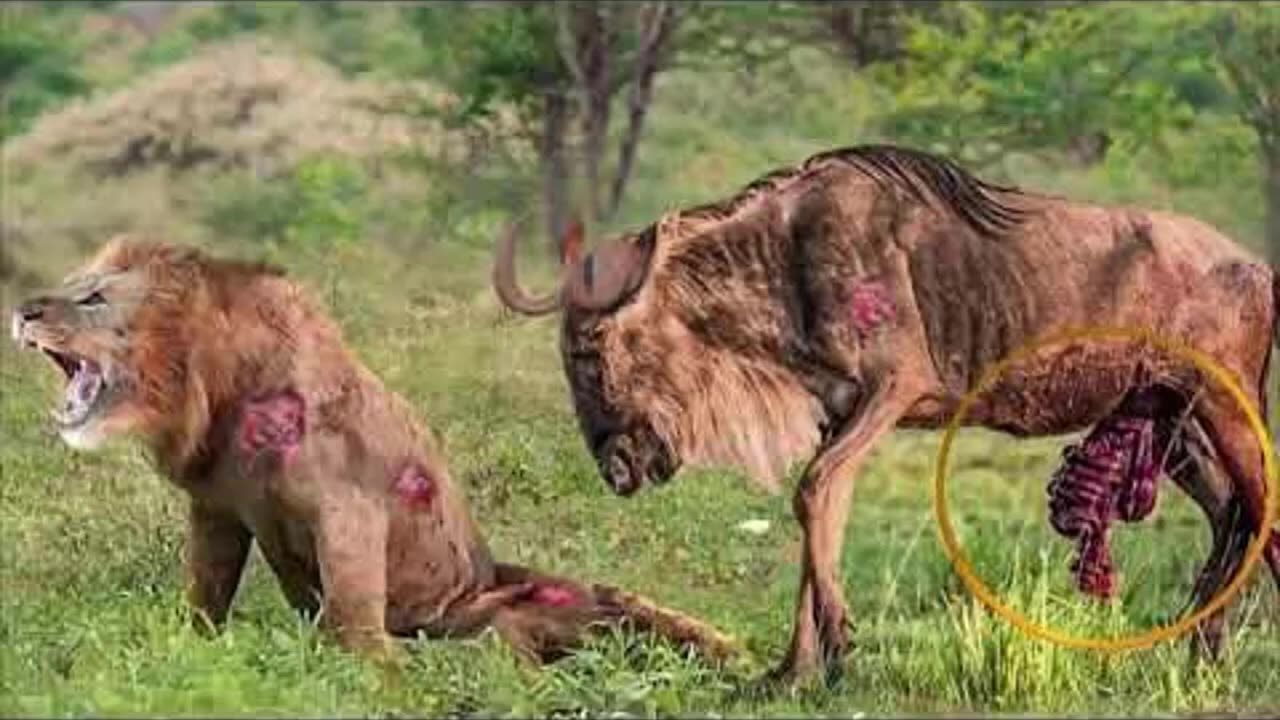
top-left (313, 491), bottom-right (398, 660)
top-left (185, 501), bottom-right (252, 635)
top-left (773, 377), bottom-right (922, 685)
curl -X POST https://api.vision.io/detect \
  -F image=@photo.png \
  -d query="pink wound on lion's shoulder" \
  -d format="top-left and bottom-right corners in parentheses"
top-left (849, 279), bottom-right (895, 337)
top-left (395, 464), bottom-right (435, 510)
top-left (240, 390), bottom-right (306, 460)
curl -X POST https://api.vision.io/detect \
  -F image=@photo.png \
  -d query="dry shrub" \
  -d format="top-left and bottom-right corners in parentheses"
top-left (1, 39), bottom-right (473, 179)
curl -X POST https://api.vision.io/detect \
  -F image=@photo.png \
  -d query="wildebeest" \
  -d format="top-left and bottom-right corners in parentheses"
top-left (492, 144), bottom-right (1279, 685)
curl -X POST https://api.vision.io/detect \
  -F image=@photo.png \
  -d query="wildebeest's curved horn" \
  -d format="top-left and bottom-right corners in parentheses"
top-left (564, 236), bottom-right (652, 312)
top-left (492, 220), bottom-right (565, 316)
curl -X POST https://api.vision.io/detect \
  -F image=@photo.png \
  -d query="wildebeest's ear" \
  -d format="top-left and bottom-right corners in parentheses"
top-left (560, 215), bottom-right (585, 266)
top-left (567, 229), bottom-right (655, 312)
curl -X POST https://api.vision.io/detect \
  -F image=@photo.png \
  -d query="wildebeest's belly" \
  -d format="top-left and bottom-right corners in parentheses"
top-left (957, 339), bottom-right (1196, 438)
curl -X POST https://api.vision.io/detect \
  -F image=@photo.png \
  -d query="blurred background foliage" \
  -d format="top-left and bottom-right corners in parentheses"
top-left (2, 0), bottom-right (1275, 291)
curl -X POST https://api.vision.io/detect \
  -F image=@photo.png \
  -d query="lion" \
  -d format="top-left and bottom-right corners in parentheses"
top-left (10, 237), bottom-right (740, 665)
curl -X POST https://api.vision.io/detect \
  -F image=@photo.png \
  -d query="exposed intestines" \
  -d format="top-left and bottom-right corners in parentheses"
top-left (1045, 383), bottom-right (1191, 598)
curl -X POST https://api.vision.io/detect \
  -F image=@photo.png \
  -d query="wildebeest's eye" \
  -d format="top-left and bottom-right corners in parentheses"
top-left (77, 290), bottom-right (106, 306)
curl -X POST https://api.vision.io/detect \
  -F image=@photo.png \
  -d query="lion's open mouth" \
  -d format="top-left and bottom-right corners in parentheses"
top-left (39, 346), bottom-right (111, 428)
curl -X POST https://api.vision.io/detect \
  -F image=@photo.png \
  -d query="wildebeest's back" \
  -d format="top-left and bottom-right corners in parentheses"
top-left (906, 197), bottom-right (1268, 435)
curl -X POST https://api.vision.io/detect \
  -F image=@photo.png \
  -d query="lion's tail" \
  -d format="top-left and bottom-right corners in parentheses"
top-left (590, 583), bottom-right (744, 664)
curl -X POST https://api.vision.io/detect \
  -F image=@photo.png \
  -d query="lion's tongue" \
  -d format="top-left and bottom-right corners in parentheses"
top-left (62, 362), bottom-right (102, 422)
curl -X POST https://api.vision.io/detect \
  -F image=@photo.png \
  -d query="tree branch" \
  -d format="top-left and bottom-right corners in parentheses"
top-left (606, 2), bottom-right (681, 218)
top-left (555, 2), bottom-right (587, 88)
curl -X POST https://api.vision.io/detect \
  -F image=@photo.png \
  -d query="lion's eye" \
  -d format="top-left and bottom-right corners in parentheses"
top-left (77, 291), bottom-right (106, 306)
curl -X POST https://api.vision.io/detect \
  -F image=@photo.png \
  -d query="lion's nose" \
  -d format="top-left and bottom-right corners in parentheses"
top-left (17, 299), bottom-right (45, 322)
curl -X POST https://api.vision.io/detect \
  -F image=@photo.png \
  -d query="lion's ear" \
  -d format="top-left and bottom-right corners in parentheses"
top-left (100, 233), bottom-right (136, 255)
top-left (89, 234), bottom-right (141, 271)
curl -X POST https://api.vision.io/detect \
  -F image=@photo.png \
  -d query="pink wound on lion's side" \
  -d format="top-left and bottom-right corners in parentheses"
top-left (850, 280), bottom-right (895, 337)
top-left (530, 583), bottom-right (583, 607)
top-left (394, 464), bottom-right (436, 510)
top-left (240, 390), bottom-right (306, 461)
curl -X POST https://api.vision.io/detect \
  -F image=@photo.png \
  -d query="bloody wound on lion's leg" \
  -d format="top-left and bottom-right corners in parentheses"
top-left (394, 464), bottom-right (436, 510)
top-left (239, 389), bottom-right (306, 461)
top-left (529, 583), bottom-right (587, 607)
top-left (492, 562), bottom-right (591, 608)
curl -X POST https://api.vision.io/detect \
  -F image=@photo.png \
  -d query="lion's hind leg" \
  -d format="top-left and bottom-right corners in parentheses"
top-left (483, 562), bottom-right (742, 666)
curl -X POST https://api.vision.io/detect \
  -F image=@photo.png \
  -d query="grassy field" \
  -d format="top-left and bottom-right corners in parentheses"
top-left (2, 11), bottom-right (1279, 717)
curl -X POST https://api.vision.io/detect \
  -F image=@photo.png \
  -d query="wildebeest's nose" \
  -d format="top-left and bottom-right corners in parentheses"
top-left (601, 437), bottom-right (641, 497)
top-left (605, 453), bottom-right (640, 497)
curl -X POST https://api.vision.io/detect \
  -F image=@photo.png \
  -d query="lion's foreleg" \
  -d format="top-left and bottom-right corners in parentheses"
top-left (313, 491), bottom-right (400, 662)
top-left (185, 501), bottom-right (253, 635)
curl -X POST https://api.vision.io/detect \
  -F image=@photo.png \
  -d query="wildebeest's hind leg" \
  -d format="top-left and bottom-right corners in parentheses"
top-left (1167, 410), bottom-right (1280, 660)
top-left (1164, 431), bottom-right (1253, 662)
top-left (771, 378), bottom-right (924, 686)
top-left (1182, 388), bottom-right (1276, 661)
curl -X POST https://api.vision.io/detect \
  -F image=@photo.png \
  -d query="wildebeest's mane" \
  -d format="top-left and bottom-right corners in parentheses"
top-left (675, 144), bottom-right (1029, 239)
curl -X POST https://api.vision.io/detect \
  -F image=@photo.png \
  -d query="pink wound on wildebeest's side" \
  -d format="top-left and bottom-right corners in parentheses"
top-left (849, 279), bottom-right (895, 338)
top-left (394, 464), bottom-right (436, 510)
top-left (239, 390), bottom-right (306, 462)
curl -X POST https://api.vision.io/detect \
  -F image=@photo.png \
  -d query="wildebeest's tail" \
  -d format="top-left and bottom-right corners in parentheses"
top-left (1273, 266), bottom-right (1279, 351)
top-left (1268, 264), bottom-right (1278, 440)
top-left (486, 562), bottom-right (743, 665)
top-left (1266, 266), bottom-right (1279, 584)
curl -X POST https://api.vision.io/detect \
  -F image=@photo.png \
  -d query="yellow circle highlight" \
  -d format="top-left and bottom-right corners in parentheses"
top-left (932, 325), bottom-right (1278, 651)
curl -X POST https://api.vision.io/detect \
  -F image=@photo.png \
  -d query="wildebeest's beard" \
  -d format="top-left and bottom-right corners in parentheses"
top-left (560, 313), bottom-right (681, 496)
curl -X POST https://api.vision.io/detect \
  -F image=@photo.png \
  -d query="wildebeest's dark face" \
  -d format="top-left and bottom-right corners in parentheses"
top-left (558, 305), bottom-right (682, 497)
top-left (493, 216), bottom-right (823, 496)
top-left (493, 218), bottom-right (680, 495)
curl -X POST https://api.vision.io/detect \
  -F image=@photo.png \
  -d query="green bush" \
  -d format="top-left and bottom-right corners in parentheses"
top-left (201, 154), bottom-right (368, 253)
top-left (0, 9), bottom-right (89, 139)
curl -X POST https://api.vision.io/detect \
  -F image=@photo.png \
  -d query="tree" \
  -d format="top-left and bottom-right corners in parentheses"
top-left (873, 1), bottom-right (1279, 262)
top-left (407, 2), bottom-right (684, 254)
top-left (1206, 6), bottom-right (1280, 265)
top-left (872, 2), bottom-right (1197, 170)
top-left (555, 1), bottom-right (682, 224)
top-left (0, 4), bottom-right (90, 139)
top-left (813, 0), bottom-right (938, 69)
